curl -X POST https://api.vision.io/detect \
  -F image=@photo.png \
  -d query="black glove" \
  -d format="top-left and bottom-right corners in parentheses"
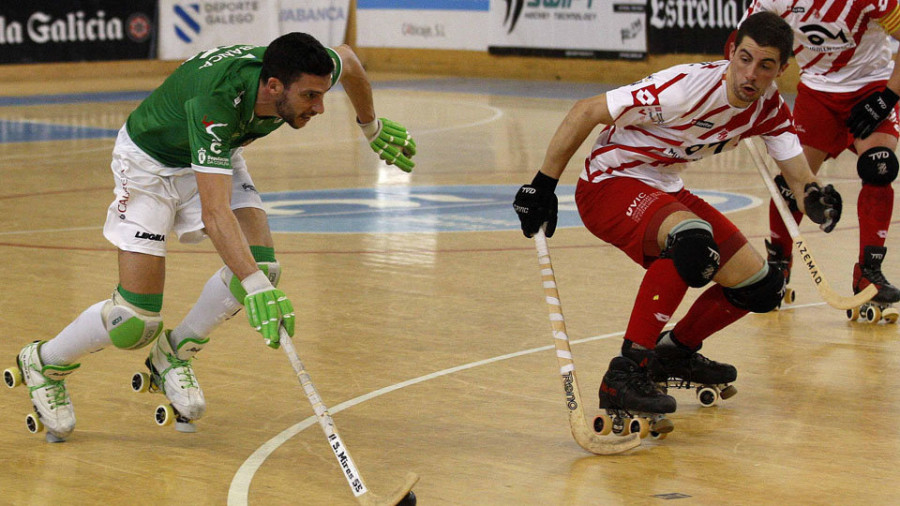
top-left (803, 182), bottom-right (842, 233)
top-left (513, 171), bottom-right (559, 238)
top-left (847, 87), bottom-right (899, 140)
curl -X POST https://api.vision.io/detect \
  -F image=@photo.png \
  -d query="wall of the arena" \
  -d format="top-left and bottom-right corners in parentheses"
top-left (0, 0), bottom-right (799, 93)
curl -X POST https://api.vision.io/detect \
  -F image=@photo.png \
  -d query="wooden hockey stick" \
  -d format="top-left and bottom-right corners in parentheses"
top-left (279, 327), bottom-right (418, 506)
top-left (743, 138), bottom-right (877, 310)
top-left (533, 229), bottom-right (641, 454)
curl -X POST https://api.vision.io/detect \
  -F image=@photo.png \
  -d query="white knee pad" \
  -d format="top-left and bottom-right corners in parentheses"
top-left (102, 292), bottom-right (164, 350)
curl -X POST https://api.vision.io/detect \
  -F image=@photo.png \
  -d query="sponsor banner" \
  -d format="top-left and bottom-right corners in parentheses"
top-left (0, 1), bottom-right (156, 64)
top-left (488, 0), bottom-right (647, 60)
top-left (158, 0), bottom-right (279, 60)
top-left (279, 0), bottom-right (349, 47)
top-left (356, 0), bottom-right (490, 50)
top-left (647, 0), bottom-right (750, 54)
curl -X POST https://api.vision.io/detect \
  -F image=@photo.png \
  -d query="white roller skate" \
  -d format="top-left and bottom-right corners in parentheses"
top-left (4, 341), bottom-right (80, 442)
top-left (847, 246), bottom-right (900, 324)
top-left (132, 331), bottom-right (207, 433)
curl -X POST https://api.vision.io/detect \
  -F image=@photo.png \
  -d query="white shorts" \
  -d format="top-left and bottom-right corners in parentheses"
top-left (103, 126), bottom-right (264, 257)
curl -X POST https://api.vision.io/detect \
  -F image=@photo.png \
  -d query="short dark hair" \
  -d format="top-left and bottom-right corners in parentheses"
top-left (735, 11), bottom-right (793, 65)
top-left (260, 32), bottom-right (334, 85)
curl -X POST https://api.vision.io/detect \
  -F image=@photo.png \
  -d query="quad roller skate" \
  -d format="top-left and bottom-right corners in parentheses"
top-left (4, 341), bottom-right (80, 442)
top-left (765, 239), bottom-right (794, 306)
top-left (593, 352), bottom-right (676, 440)
top-left (847, 246), bottom-right (900, 324)
top-left (131, 332), bottom-right (207, 433)
top-left (652, 331), bottom-right (737, 408)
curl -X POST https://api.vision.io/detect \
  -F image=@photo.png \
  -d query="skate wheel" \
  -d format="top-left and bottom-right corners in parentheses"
top-left (651, 417), bottom-right (674, 435)
top-left (847, 307), bottom-right (861, 321)
top-left (592, 414), bottom-right (612, 436)
top-left (25, 413), bottom-right (44, 434)
top-left (782, 288), bottom-right (795, 305)
top-left (865, 305), bottom-right (882, 323)
top-left (625, 418), bottom-right (650, 439)
top-left (882, 308), bottom-right (899, 324)
top-left (3, 367), bottom-right (22, 388)
top-left (155, 404), bottom-right (175, 427)
top-left (131, 372), bottom-right (150, 393)
top-left (697, 386), bottom-right (719, 407)
top-left (650, 431), bottom-right (668, 440)
top-left (45, 432), bottom-right (66, 443)
top-left (719, 384), bottom-right (738, 400)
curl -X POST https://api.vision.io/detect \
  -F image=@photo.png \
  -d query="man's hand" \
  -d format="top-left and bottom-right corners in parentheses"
top-left (242, 271), bottom-right (295, 348)
top-left (847, 88), bottom-right (899, 139)
top-left (359, 118), bottom-right (417, 172)
top-left (513, 172), bottom-right (559, 238)
top-left (803, 182), bottom-right (842, 233)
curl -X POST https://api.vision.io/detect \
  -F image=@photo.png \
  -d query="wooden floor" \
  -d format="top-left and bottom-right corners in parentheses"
top-left (1, 63), bottom-right (899, 506)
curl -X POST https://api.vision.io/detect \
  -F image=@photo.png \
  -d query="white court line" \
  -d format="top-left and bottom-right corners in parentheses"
top-left (226, 300), bottom-right (826, 504)
top-left (0, 226), bottom-right (101, 236)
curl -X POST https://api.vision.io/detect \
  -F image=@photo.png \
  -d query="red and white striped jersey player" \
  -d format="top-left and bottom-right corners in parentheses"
top-left (513, 12), bottom-right (843, 417)
top-left (739, 0), bottom-right (900, 305)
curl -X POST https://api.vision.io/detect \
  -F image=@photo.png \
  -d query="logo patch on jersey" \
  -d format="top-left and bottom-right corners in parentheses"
top-left (202, 116), bottom-right (228, 141)
top-left (693, 119), bottom-right (714, 129)
top-left (633, 86), bottom-right (661, 106)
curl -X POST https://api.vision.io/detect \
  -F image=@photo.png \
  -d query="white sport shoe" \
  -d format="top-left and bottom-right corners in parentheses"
top-left (147, 332), bottom-right (207, 421)
top-left (17, 341), bottom-right (79, 441)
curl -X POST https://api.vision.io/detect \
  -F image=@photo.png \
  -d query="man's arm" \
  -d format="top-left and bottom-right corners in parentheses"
top-left (332, 44), bottom-right (417, 172)
top-left (195, 171), bottom-right (294, 345)
top-left (537, 93), bottom-right (614, 179)
top-left (331, 44), bottom-right (375, 124)
top-left (195, 172), bottom-right (258, 279)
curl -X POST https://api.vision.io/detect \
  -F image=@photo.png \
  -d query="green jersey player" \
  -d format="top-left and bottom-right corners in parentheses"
top-left (4, 32), bottom-right (417, 440)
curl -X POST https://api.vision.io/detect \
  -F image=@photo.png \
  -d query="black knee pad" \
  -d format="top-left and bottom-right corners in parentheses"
top-left (857, 147), bottom-right (899, 186)
top-left (723, 265), bottom-right (786, 313)
top-left (664, 227), bottom-right (721, 288)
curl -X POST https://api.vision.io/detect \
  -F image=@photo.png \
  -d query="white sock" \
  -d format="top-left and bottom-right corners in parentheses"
top-left (170, 268), bottom-right (242, 350)
top-left (41, 300), bottom-right (110, 365)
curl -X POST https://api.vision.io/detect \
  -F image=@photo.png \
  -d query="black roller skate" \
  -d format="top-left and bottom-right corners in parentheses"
top-left (765, 239), bottom-right (794, 306)
top-left (594, 343), bottom-right (676, 440)
top-left (848, 246), bottom-right (900, 324)
top-left (652, 331), bottom-right (737, 407)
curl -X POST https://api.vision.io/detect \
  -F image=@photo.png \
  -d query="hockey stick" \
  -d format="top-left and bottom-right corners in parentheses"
top-left (533, 229), bottom-right (641, 454)
top-left (278, 327), bottom-right (418, 506)
top-left (743, 138), bottom-right (877, 310)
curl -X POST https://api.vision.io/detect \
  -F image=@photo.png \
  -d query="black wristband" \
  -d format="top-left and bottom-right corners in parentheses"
top-left (531, 171), bottom-right (559, 192)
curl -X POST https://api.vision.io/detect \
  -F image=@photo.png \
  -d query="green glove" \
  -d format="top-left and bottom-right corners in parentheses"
top-left (359, 118), bottom-right (417, 172)
top-left (242, 271), bottom-right (295, 349)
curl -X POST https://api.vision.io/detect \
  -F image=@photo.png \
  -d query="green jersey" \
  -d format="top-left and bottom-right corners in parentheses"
top-left (126, 44), bottom-right (342, 174)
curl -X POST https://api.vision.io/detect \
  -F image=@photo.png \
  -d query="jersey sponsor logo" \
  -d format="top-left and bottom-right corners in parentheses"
top-left (800, 24), bottom-right (852, 52)
top-left (633, 86), bottom-right (661, 106)
top-left (201, 115), bottom-right (228, 154)
top-left (692, 119), bottom-right (714, 129)
top-left (260, 185), bottom-right (759, 234)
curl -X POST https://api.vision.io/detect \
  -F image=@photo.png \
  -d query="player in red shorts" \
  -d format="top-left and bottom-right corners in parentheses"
top-left (737, 0), bottom-right (900, 313)
top-left (513, 13), bottom-right (842, 432)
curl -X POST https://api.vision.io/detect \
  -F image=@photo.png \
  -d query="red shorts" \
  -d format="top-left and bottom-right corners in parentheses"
top-left (575, 177), bottom-right (746, 269)
top-left (793, 81), bottom-right (900, 158)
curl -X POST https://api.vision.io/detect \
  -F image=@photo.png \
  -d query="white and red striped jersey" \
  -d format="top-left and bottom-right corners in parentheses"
top-left (582, 61), bottom-right (802, 193)
top-left (742, 0), bottom-right (900, 92)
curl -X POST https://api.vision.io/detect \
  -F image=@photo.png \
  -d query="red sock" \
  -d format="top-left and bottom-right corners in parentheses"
top-left (673, 284), bottom-right (749, 348)
top-left (769, 198), bottom-right (803, 254)
top-left (858, 183), bottom-right (893, 260)
top-left (624, 258), bottom-right (688, 349)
